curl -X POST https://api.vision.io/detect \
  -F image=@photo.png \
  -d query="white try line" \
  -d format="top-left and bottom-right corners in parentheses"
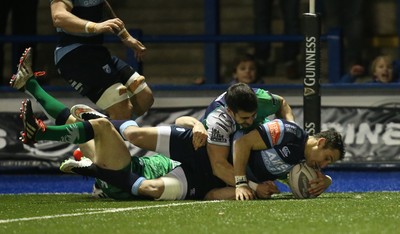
top-left (0, 200), bottom-right (222, 224)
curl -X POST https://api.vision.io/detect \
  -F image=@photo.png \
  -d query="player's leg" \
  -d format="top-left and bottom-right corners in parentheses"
top-left (19, 99), bottom-right (94, 145)
top-left (61, 118), bottom-right (144, 194)
top-left (61, 119), bottom-right (187, 200)
top-left (10, 47), bottom-right (73, 125)
top-left (204, 187), bottom-right (235, 200)
top-left (110, 121), bottom-right (196, 163)
top-left (91, 162), bottom-right (188, 200)
top-left (110, 120), bottom-right (159, 151)
top-left (102, 98), bottom-right (133, 120)
top-left (18, 104), bottom-right (144, 194)
top-left (56, 46), bottom-right (134, 120)
top-left (110, 56), bottom-right (154, 118)
top-left (128, 85), bottom-right (154, 118)
top-left (10, 49), bottom-right (98, 161)
top-left (89, 118), bottom-right (131, 169)
top-left (139, 167), bottom-right (188, 200)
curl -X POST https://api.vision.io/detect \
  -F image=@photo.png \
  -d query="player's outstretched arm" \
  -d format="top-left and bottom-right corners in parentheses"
top-left (207, 144), bottom-right (235, 186)
top-left (275, 95), bottom-right (295, 122)
top-left (175, 116), bottom-right (207, 150)
top-left (233, 129), bottom-right (267, 200)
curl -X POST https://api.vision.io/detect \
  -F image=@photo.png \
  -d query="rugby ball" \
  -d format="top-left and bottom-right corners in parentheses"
top-left (288, 162), bottom-right (318, 199)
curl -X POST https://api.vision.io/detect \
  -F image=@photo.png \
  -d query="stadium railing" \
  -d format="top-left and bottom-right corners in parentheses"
top-left (0, 28), bottom-right (342, 85)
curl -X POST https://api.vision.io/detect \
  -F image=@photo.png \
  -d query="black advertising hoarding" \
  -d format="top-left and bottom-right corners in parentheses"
top-left (0, 106), bottom-right (399, 170)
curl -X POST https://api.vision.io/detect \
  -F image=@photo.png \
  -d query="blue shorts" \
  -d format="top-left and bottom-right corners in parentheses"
top-left (56, 45), bottom-right (136, 103)
top-left (168, 125), bottom-right (226, 199)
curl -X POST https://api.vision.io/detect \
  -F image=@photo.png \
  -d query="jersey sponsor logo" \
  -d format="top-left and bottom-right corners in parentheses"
top-left (216, 122), bottom-right (229, 132)
top-left (210, 128), bottom-right (227, 143)
top-left (82, 0), bottom-right (102, 7)
top-left (102, 64), bottom-right (111, 74)
top-left (285, 122), bottom-right (303, 138)
top-left (284, 123), bottom-right (298, 134)
top-left (267, 120), bottom-right (281, 145)
top-left (280, 146), bottom-right (291, 158)
top-left (217, 112), bottom-right (234, 128)
top-left (261, 150), bottom-right (292, 175)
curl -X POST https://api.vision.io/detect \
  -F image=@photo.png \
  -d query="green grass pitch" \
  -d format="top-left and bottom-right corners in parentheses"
top-left (0, 192), bottom-right (399, 234)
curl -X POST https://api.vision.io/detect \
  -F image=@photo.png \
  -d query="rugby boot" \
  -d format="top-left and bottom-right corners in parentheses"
top-left (10, 47), bottom-right (46, 91)
top-left (19, 99), bottom-right (46, 145)
top-left (70, 104), bottom-right (108, 121)
top-left (59, 157), bottom-right (93, 174)
top-left (10, 47), bottom-right (33, 91)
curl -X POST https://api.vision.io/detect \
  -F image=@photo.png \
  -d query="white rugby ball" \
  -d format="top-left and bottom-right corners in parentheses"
top-left (288, 162), bottom-right (318, 199)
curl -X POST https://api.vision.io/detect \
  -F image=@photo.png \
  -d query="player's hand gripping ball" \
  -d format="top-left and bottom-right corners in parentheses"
top-left (288, 162), bottom-right (318, 199)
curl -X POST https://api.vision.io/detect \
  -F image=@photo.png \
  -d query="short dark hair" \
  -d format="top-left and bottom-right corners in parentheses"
top-left (232, 53), bottom-right (257, 73)
top-left (225, 83), bottom-right (258, 113)
top-left (315, 129), bottom-right (346, 160)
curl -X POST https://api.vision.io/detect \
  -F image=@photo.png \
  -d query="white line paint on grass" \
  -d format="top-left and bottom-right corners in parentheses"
top-left (0, 200), bottom-right (222, 224)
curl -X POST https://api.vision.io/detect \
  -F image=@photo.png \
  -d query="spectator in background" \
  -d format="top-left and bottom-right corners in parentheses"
top-left (0, 0), bottom-right (38, 85)
top-left (253, 0), bottom-right (301, 80)
top-left (340, 55), bottom-right (397, 84)
top-left (193, 53), bottom-right (263, 85)
top-left (229, 53), bottom-right (262, 85)
top-left (322, 0), bottom-right (366, 77)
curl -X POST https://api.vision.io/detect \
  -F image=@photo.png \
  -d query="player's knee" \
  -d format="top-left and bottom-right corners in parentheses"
top-left (90, 118), bottom-right (114, 132)
top-left (105, 100), bottom-right (133, 120)
top-left (155, 167), bottom-right (187, 200)
top-left (136, 87), bottom-right (154, 111)
top-left (155, 176), bottom-right (184, 201)
top-left (138, 179), bottom-right (164, 198)
top-left (126, 73), bottom-right (147, 95)
top-left (129, 86), bottom-right (154, 118)
top-left (96, 83), bottom-right (130, 110)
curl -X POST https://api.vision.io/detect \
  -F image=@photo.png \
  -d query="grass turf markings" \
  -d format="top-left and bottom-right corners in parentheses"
top-left (0, 200), bottom-right (222, 224)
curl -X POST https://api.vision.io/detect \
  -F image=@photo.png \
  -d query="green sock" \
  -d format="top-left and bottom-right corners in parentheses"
top-left (35, 122), bottom-right (93, 144)
top-left (25, 78), bottom-right (68, 121)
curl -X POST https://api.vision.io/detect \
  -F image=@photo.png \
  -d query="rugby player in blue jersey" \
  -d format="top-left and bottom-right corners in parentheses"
top-left (233, 119), bottom-right (346, 200)
top-left (176, 83), bottom-right (295, 193)
top-left (48, 0), bottom-right (153, 120)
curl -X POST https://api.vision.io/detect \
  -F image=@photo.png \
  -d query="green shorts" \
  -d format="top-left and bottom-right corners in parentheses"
top-left (95, 154), bottom-right (181, 200)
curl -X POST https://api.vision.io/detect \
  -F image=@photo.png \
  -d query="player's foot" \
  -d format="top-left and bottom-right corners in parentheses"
top-left (19, 99), bottom-right (46, 145)
top-left (70, 104), bottom-right (108, 122)
top-left (10, 47), bottom-right (33, 91)
top-left (59, 157), bottom-right (93, 174)
top-left (91, 182), bottom-right (108, 198)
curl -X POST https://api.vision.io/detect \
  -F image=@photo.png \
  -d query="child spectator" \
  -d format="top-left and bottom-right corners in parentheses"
top-left (340, 55), bottom-right (398, 84)
top-left (229, 53), bottom-right (262, 84)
